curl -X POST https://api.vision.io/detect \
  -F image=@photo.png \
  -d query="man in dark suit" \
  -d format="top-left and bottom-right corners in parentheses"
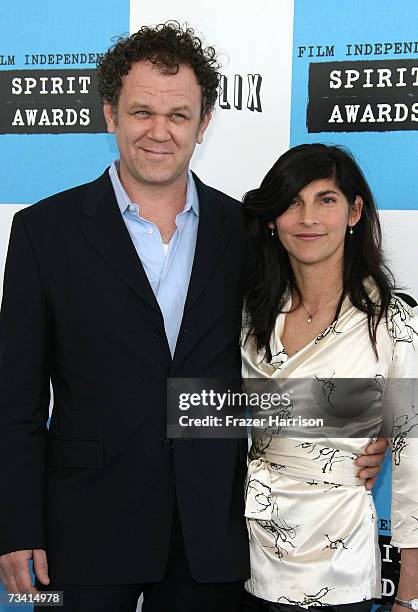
top-left (0, 22), bottom-right (387, 612)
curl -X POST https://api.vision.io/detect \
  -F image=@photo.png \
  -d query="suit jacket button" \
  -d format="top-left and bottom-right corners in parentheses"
top-left (162, 438), bottom-right (173, 449)
top-left (153, 328), bottom-right (163, 338)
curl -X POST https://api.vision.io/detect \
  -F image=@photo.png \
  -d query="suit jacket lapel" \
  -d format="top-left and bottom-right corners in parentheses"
top-left (80, 171), bottom-right (160, 312)
top-left (183, 173), bottom-right (233, 313)
top-left (172, 174), bottom-right (234, 369)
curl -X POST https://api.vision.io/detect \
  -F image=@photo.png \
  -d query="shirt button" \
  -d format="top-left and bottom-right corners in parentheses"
top-left (147, 228), bottom-right (154, 235)
top-left (128, 204), bottom-right (136, 213)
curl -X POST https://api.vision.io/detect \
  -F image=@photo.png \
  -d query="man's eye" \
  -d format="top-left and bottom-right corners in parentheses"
top-left (322, 197), bottom-right (336, 204)
top-left (172, 113), bottom-right (186, 119)
top-left (135, 110), bottom-right (150, 116)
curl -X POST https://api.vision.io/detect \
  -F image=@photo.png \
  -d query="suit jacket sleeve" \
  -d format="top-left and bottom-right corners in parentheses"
top-left (0, 212), bottom-right (51, 555)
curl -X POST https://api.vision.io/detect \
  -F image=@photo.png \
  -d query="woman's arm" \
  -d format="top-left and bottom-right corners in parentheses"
top-left (387, 304), bottom-right (418, 607)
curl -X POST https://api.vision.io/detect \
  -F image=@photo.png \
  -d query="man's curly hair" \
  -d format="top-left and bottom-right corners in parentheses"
top-left (97, 21), bottom-right (221, 118)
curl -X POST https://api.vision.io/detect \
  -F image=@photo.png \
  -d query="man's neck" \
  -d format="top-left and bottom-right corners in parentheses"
top-left (120, 166), bottom-right (188, 215)
top-left (118, 164), bottom-right (190, 242)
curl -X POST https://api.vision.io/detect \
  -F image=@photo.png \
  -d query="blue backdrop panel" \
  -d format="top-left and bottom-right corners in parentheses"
top-left (290, 0), bottom-right (418, 210)
top-left (0, 0), bottom-right (129, 204)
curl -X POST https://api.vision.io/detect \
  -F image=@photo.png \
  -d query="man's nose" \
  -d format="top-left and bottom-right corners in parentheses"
top-left (147, 115), bottom-right (170, 141)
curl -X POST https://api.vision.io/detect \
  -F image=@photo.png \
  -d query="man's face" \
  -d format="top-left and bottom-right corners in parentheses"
top-left (103, 60), bottom-right (211, 191)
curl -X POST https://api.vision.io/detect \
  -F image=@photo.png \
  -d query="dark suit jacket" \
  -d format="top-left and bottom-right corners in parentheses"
top-left (0, 170), bottom-right (250, 584)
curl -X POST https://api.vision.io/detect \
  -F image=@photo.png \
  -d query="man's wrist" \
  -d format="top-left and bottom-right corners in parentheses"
top-left (394, 597), bottom-right (418, 610)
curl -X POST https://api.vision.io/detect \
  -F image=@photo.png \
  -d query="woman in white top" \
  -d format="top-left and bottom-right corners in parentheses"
top-left (240, 144), bottom-right (418, 612)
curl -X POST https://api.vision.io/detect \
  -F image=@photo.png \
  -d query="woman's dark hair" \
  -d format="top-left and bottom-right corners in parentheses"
top-left (97, 21), bottom-right (220, 118)
top-left (242, 143), bottom-right (395, 361)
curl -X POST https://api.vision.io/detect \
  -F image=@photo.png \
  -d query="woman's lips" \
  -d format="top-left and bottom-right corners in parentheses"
top-left (294, 233), bottom-right (325, 241)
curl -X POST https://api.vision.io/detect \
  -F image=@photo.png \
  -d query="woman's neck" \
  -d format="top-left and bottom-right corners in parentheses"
top-left (291, 258), bottom-right (344, 310)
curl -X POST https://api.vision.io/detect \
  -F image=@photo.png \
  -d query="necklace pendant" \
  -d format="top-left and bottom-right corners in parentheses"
top-left (307, 315), bottom-right (313, 323)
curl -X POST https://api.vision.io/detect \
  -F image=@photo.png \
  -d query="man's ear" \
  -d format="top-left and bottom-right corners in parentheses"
top-left (196, 112), bottom-right (212, 144)
top-left (103, 102), bottom-right (117, 133)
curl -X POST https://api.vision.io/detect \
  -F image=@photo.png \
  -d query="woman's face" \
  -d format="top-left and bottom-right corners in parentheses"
top-left (270, 178), bottom-right (362, 269)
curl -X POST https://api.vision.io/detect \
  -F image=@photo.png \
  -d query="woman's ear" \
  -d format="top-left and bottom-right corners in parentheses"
top-left (349, 196), bottom-right (363, 227)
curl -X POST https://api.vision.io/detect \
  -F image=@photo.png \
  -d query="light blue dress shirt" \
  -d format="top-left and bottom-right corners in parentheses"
top-left (109, 161), bottom-right (199, 357)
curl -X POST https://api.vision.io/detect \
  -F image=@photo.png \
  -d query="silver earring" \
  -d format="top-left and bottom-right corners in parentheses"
top-left (348, 226), bottom-right (354, 235)
top-left (270, 227), bottom-right (276, 237)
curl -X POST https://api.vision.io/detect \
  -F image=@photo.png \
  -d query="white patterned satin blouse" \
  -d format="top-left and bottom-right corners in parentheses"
top-left (241, 287), bottom-right (418, 607)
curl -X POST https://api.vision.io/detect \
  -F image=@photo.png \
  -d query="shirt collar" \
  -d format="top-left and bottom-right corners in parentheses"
top-left (108, 160), bottom-right (199, 217)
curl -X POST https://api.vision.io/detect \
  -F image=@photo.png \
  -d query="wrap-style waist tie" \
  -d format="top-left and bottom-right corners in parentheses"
top-left (245, 438), bottom-right (365, 521)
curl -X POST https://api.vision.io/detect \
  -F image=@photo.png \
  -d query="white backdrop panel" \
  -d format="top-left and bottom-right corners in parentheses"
top-left (131, 0), bottom-right (294, 200)
top-left (380, 211), bottom-right (418, 299)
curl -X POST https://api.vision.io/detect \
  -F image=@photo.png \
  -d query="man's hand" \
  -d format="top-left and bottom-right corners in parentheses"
top-left (0, 549), bottom-right (49, 594)
top-left (356, 437), bottom-right (389, 490)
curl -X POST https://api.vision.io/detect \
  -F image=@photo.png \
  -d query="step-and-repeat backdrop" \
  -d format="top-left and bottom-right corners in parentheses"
top-left (0, 1), bottom-right (416, 609)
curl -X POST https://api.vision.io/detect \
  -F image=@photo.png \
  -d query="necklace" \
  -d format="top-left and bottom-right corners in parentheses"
top-left (300, 290), bottom-right (342, 324)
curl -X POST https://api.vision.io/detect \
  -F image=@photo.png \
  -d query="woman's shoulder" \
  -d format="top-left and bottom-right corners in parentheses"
top-left (390, 291), bottom-right (417, 310)
top-left (386, 291), bottom-right (418, 345)
top-left (363, 278), bottom-right (417, 323)
top-left (387, 291), bottom-right (417, 321)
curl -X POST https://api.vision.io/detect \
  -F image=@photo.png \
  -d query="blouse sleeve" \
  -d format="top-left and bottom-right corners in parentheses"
top-left (385, 300), bottom-right (418, 548)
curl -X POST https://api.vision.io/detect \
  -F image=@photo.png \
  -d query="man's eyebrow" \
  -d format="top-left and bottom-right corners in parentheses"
top-left (128, 102), bottom-right (152, 110)
top-left (128, 102), bottom-right (192, 110)
top-left (169, 105), bottom-right (192, 113)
